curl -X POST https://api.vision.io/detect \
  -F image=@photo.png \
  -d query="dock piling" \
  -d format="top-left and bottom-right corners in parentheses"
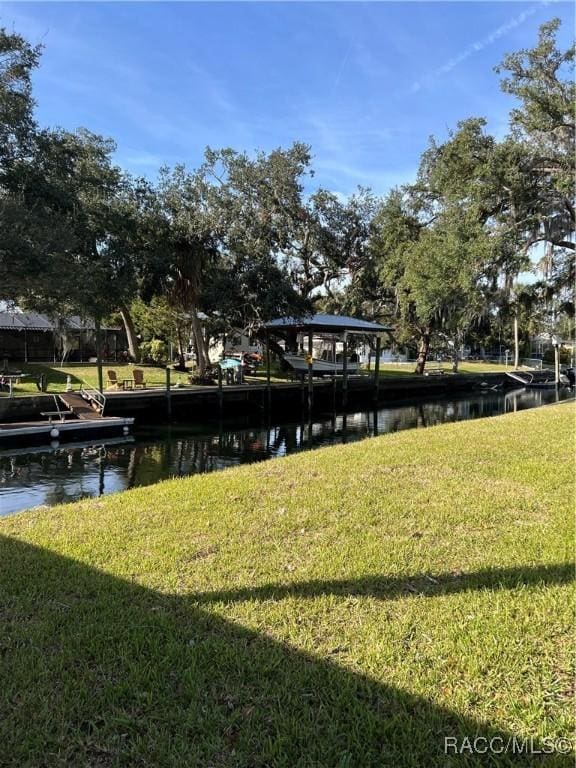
top-left (165, 367), bottom-right (172, 421)
top-left (218, 365), bottom-right (223, 416)
top-left (373, 336), bottom-right (381, 402)
top-left (266, 330), bottom-right (272, 409)
top-left (307, 331), bottom-right (313, 412)
top-left (342, 333), bottom-right (348, 407)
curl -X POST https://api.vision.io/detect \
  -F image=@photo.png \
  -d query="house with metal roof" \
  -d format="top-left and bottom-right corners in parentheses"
top-left (0, 312), bottom-right (125, 363)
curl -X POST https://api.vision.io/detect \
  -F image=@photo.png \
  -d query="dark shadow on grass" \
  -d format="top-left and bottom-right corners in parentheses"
top-left (0, 536), bottom-right (572, 767)
top-left (188, 563), bottom-right (575, 606)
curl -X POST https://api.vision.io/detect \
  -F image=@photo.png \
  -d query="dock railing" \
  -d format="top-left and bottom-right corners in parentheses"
top-left (80, 385), bottom-right (107, 415)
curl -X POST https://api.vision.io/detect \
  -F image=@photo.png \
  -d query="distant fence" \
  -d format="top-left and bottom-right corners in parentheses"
top-left (365, 356), bottom-right (559, 370)
top-left (479, 357), bottom-right (548, 369)
top-left (520, 357), bottom-right (546, 369)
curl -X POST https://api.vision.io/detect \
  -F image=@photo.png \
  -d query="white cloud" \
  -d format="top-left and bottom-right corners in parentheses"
top-left (409, 0), bottom-right (554, 94)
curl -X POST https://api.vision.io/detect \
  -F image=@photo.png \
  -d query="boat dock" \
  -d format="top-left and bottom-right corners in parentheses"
top-left (0, 368), bottom-right (561, 447)
top-left (99, 371), bottom-right (517, 420)
top-left (0, 391), bottom-right (134, 447)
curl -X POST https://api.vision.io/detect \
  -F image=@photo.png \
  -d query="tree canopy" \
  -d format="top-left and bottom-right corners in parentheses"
top-left (0, 18), bottom-right (573, 373)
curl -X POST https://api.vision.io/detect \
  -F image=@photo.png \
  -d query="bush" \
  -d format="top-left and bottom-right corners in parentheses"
top-left (140, 339), bottom-right (168, 365)
top-left (543, 348), bottom-right (572, 366)
top-left (188, 365), bottom-right (217, 386)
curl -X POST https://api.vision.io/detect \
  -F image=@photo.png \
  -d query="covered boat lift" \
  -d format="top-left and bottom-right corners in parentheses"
top-left (262, 314), bottom-right (393, 408)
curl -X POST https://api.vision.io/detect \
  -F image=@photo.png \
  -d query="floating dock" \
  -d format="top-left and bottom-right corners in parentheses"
top-left (0, 391), bottom-right (134, 447)
top-left (0, 416), bottom-right (134, 447)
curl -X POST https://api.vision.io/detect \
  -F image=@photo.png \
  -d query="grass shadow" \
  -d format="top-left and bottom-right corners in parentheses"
top-left (0, 535), bottom-right (572, 767)
top-left (189, 563), bottom-right (575, 606)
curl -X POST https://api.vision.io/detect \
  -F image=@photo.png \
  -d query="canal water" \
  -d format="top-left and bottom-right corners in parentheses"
top-left (1, 387), bottom-right (573, 517)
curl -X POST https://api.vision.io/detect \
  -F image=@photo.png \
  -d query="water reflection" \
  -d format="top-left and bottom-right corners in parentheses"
top-left (1, 387), bottom-right (572, 516)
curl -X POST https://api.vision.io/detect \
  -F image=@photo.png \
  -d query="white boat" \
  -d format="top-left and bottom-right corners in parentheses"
top-left (283, 354), bottom-right (360, 375)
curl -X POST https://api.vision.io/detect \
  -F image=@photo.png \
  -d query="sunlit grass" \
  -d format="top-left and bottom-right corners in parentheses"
top-left (1, 363), bottom-right (189, 395)
top-left (0, 403), bottom-right (573, 766)
top-left (2, 358), bottom-right (548, 397)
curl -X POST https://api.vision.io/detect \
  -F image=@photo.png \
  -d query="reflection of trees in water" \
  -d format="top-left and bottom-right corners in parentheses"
top-left (0, 445), bottom-right (111, 509)
top-left (107, 390), bottom-right (554, 491)
top-left (2, 388), bottom-right (572, 515)
top-left (124, 429), bottom-right (277, 489)
top-left (0, 391), bottom-right (551, 508)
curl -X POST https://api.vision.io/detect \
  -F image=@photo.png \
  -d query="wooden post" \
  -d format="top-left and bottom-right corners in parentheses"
top-left (218, 364), bottom-right (223, 416)
top-left (165, 367), bottom-right (172, 421)
top-left (373, 335), bottom-right (381, 403)
top-left (95, 318), bottom-right (104, 393)
top-left (24, 328), bottom-right (28, 363)
top-left (332, 371), bottom-right (336, 411)
top-left (342, 332), bottom-right (348, 407)
top-left (266, 330), bottom-right (271, 410)
top-left (307, 330), bottom-right (313, 412)
top-left (554, 342), bottom-right (560, 386)
top-left (513, 315), bottom-right (520, 369)
top-left (331, 336), bottom-right (337, 410)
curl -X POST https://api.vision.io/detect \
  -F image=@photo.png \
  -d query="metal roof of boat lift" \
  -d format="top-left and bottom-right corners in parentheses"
top-left (264, 314), bottom-right (393, 335)
top-left (0, 313), bottom-right (119, 332)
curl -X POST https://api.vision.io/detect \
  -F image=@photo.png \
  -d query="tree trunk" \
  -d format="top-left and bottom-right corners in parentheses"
top-left (119, 304), bottom-right (139, 362)
top-left (190, 311), bottom-right (207, 374)
top-left (285, 329), bottom-right (298, 354)
top-left (176, 323), bottom-right (186, 369)
top-left (513, 314), bottom-right (520, 369)
top-left (414, 330), bottom-right (430, 375)
top-left (95, 317), bottom-right (104, 393)
top-left (451, 333), bottom-right (461, 373)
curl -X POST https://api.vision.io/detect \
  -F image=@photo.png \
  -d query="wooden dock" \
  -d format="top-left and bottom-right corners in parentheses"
top-left (1, 369), bottom-right (555, 439)
top-left (0, 390), bottom-right (133, 447)
top-left (58, 392), bottom-right (104, 419)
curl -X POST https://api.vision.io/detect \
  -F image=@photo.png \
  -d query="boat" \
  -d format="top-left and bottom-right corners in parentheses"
top-left (283, 354), bottom-right (361, 376)
top-left (505, 371), bottom-right (562, 389)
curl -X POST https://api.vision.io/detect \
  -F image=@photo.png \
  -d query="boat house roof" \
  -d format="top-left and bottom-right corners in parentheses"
top-left (264, 313), bottom-right (392, 335)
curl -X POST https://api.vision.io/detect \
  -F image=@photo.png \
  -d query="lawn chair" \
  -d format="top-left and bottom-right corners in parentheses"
top-left (133, 369), bottom-right (147, 389)
top-left (106, 370), bottom-right (119, 390)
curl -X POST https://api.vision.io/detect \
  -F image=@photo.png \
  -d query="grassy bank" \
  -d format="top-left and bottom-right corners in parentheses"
top-left (1, 363), bottom-right (190, 396)
top-left (1, 359), bottom-right (541, 397)
top-left (369, 361), bottom-right (533, 376)
top-left (0, 404), bottom-right (574, 766)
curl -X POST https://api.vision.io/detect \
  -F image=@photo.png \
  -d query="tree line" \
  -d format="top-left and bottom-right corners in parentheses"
top-left (0, 19), bottom-right (573, 373)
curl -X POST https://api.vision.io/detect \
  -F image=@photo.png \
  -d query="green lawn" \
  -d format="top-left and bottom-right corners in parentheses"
top-left (368, 360), bottom-right (537, 376)
top-left (1, 359), bottom-right (543, 397)
top-left (0, 404), bottom-right (574, 766)
top-left (1, 363), bottom-right (190, 395)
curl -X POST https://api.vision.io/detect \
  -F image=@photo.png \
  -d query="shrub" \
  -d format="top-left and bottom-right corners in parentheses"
top-left (140, 339), bottom-right (168, 365)
top-left (543, 348), bottom-right (572, 366)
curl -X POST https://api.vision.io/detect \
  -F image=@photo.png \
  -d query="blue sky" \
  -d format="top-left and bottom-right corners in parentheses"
top-left (1, 1), bottom-right (573, 197)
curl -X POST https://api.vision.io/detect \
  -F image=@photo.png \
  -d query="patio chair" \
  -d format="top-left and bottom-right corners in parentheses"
top-left (106, 370), bottom-right (120, 390)
top-left (133, 369), bottom-right (147, 389)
